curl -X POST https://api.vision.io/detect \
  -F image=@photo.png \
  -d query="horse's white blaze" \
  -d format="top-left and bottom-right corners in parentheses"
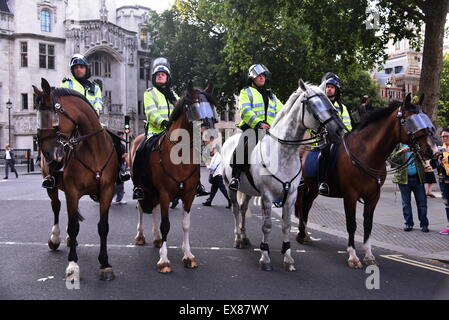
top-left (347, 246), bottom-right (360, 263)
top-left (181, 210), bottom-right (195, 260)
top-left (157, 241), bottom-right (170, 265)
top-left (134, 202), bottom-right (145, 240)
top-left (152, 205), bottom-right (161, 241)
top-left (50, 224), bottom-right (61, 244)
top-left (362, 237), bottom-right (375, 260)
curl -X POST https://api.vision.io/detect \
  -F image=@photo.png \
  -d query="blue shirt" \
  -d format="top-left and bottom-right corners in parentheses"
top-left (403, 144), bottom-right (417, 176)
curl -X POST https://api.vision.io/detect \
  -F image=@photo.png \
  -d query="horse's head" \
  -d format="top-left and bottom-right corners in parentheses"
top-left (173, 81), bottom-right (217, 130)
top-left (33, 78), bottom-right (65, 164)
top-left (398, 93), bottom-right (438, 161)
top-left (298, 79), bottom-right (346, 144)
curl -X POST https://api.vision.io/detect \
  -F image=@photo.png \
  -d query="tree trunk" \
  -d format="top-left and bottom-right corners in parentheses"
top-left (419, 0), bottom-right (449, 121)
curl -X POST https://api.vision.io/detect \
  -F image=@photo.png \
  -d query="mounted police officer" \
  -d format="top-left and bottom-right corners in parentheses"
top-left (41, 53), bottom-right (130, 189)
top-left (228, 64), bottom-right (284, 191)
top-left (317, 72), bottom-right (352, 195)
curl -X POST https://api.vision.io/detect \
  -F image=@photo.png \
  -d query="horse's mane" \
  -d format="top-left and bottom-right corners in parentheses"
top-left (51, 87), bottom-right (98, 117)
top-left (356, 100), bottom-right (402, 130)
top-left (272, 82), bottom-right (323, 127)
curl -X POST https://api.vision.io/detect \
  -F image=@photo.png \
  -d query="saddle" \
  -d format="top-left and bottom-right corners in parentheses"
top-left (304, 143), bottom-right (340, 178)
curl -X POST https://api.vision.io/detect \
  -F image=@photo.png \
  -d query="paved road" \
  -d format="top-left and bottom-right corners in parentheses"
top-left (1, 172), bottom-right (449, 300)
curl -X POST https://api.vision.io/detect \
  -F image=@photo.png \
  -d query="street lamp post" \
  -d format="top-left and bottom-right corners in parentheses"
top-left (386, 81), bottom-right (392, 102)
top-left (6, 99), bottom-right (12, 145)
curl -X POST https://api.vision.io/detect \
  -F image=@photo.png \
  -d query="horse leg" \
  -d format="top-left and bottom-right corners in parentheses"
top-left (98, 184), bottom-right (115, 281)
top-left (152, 205), bottom-right (163, 248)
top-left (181, 195), bottom-right (198, 269)
top-left (134, 201), bottom-right (146, 245)
top-left (362, 198), bottom-right (380, 266)
top-left (239, 193), bottom-right (252, 248)
top-left (344, 196), bottom-right (363, 269)
top-left (157, 193), bottom-right (172, 273)
top-left (259, 197), bottom-right (273, 271)
top-left (47, 189), bottom-right (61, 251)
top-left (282, 197), bottom-right (296, 271)
top-left (296, 184), bottom-right (316, 244)
top-left (230, 190), bottom-right (244, 248)
top-left (65, 193), bottom-right (81, 283)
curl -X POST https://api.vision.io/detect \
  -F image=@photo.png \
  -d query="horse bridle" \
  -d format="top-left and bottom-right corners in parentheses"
top-left (37, 92), bottom-right (113, 181)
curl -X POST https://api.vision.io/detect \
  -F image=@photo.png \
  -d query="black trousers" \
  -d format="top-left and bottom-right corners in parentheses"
top-left (232, 128), bottom-right (264, 179)
top-left (318, 144), bottom-right (330, 183)
top-left (4, 159), bottom-right (18, 178)
top-left (207, 175), bottom-right (229, 203)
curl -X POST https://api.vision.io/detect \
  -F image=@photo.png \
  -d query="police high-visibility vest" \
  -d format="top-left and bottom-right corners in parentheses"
top-left (60, 77), bottom-right (103, 115)
top-left (144, 87), bottom-right (179, 137)
top-left (333, 100), bottom-right (352, 131)
top-left (237, 87), bottom-right (283, 129)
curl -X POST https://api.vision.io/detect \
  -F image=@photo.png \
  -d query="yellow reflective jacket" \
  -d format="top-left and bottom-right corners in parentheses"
top-left (237, 87), bottom-right (284, 129)
top-left (333, 100), bottom-right (352, 131)
top-left (60, 77), bottom-right (103, 115)
top-left (144, 87), bottom-right (179, 137)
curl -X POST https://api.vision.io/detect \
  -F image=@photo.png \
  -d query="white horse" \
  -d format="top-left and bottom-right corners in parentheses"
top-left (222, 79), bottom-right (346, 271)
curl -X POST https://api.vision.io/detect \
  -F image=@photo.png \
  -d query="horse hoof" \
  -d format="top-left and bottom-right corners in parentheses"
top-left (99, 267), bottom-right (115, 281)
top-left (234, 240), bottom-right (244, 249)
top-left (296, 233), bottom-right (311, 244)
top-left (242, 237), bottom-right (251, 247)
top-left (284, 262), bottom-right (296, 272)
top-left (157, 262), bottom-right (172, 274)
top-left (348, 259), bottom-right (363, 269)
top-left (48, 239), bottom-right (60, 251)
top-left (259, 262), bottom-right (273, 271)
top-left (134, 236), bottom-right (146, 246)
top-left (153, 239), bottom-right (163, 249)
top-left (363, 257), bottom-right (379, 266)
top-left (183, 258), bottom-right (199, 269)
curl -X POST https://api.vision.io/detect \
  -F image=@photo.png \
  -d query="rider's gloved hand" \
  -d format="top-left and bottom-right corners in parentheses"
top-left (161, 120), bottom-right (170, 128)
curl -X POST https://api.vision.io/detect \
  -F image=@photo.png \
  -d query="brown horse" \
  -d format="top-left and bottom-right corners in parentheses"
top-left (129, 81), bottom-right (216, 273)
top-left (295, 93), bottom-right (438, 268)
top-left (33, 78), bottom-right (118, 282)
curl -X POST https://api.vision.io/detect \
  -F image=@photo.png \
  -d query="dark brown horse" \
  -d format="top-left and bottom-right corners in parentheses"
top-left (33, 78), bottom-right (118, 282)
top-left (295, 93), bottom-right (438, 268)
top-left (129, 81), bottom-right (216, 273)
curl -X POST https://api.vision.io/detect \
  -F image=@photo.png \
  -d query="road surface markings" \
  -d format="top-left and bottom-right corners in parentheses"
top-left (380, 254), bottom-right (449, 275)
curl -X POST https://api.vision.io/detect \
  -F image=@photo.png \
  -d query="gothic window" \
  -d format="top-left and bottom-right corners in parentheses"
top-left (41, 10), bottom-right (51, 32)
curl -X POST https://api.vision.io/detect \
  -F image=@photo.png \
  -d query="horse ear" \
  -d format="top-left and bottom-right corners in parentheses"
top-left (41, 78), bottom-right (51, 96)
top-left (404, 93), bottom-right (412, 106)
top-left (204, 82), bottom-right (214, 94)
top-left (32, 85), bottom-right (42, 96)
top-left (299, 79), bottom-right (307, 92)
top-left (187, 80), bottom-right (195, 96)
top-left (418, 93), bottom-right (425, 106)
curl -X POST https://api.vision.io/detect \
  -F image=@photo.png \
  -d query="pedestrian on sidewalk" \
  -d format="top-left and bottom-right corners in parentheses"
top-left (391, 143), bottom-right (429, 232)
top-left (3, 144), bottom-right (18, 179)
top-left (423, 159), bottom-right (437, 198)
top-left (436, 128), bottom-right (449, 235)
top-left (203, 145), bottom-right (231, 208)
top-left (113, 131), bottom-right (128, 205)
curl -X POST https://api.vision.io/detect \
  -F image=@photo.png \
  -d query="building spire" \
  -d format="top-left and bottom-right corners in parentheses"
top-left (100, 0), bottom-right (108, 23)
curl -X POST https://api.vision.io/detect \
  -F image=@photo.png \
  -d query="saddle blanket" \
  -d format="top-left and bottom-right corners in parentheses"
top-left (303, 144), bottom-right (340, 178)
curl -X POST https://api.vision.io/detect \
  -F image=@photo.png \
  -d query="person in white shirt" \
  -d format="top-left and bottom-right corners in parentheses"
top-left (203, 145), bottom-right (231, 208)
top-left (3, 144), bottom-right (18, 179)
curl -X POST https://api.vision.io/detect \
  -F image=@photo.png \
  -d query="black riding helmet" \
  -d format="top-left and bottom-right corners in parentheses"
top-left (70, 54), bottom-right (91, 80)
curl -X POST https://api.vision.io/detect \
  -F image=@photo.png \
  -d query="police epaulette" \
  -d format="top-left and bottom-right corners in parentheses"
top-left (62, 77), bottom-right (71, 83)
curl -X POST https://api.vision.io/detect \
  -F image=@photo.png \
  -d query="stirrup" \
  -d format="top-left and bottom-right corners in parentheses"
top-left (229, 178), bottom-right (240, 191)
top-left (42, 176), bottom-right (56, 189)
top-left (119, 171), bottom-right (130, 182)
top-left (318, 182), bottom-right (330, 196)
top-left (133, 187), bottom-right (144, 200)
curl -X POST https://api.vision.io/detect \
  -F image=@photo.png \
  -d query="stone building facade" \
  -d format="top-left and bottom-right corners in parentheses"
top-left (0, 0), bottom-right (152, 154)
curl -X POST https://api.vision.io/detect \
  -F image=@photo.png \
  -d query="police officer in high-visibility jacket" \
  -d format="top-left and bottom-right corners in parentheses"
top-left (318, 72), bottom-right (352, 196)
top-left (60, 54), bottom-right (103, 115)
top-left (228, 64), bottom-right (284, 191)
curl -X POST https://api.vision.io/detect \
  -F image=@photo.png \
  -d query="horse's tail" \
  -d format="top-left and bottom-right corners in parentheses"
top-left (76, 209), bottom-right (85, 222)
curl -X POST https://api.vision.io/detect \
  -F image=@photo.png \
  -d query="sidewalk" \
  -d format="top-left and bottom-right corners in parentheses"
top-left (274, 175), bottom-right (449, 262)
